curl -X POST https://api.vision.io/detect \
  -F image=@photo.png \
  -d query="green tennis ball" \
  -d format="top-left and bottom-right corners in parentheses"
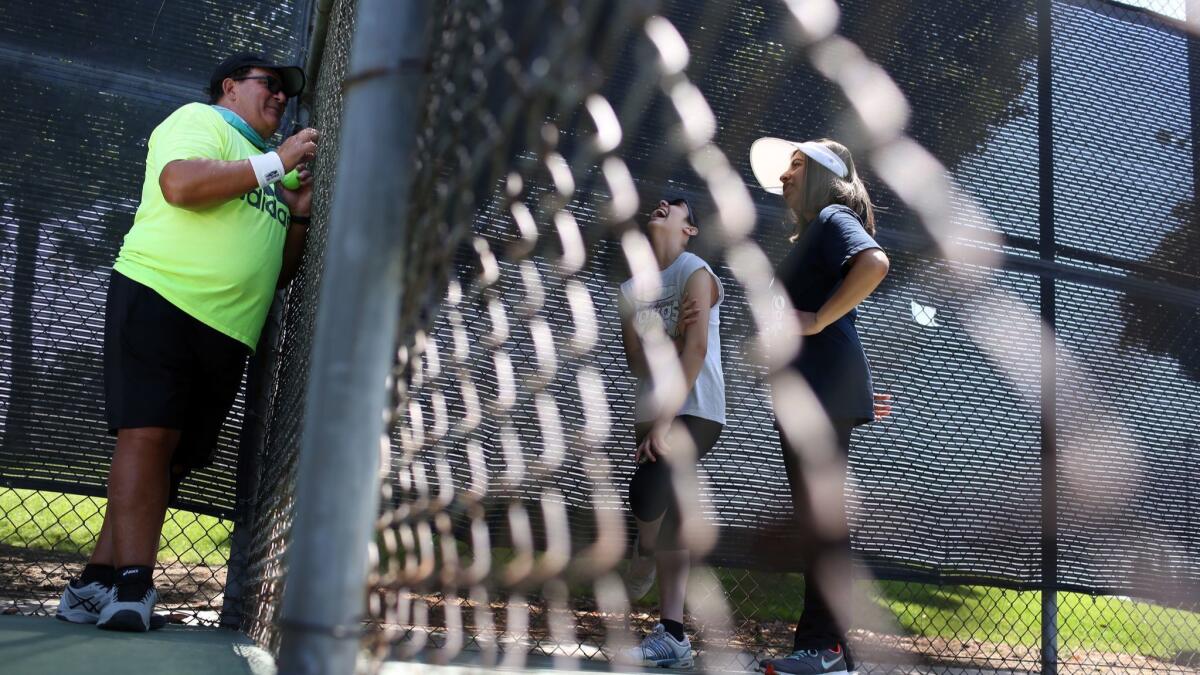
top-left (281, 169), bottom-right (302, 190)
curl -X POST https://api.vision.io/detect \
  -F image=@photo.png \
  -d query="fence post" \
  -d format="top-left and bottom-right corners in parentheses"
top-left (1037, 1), bottom-right (1059, 674)
top-left (276, 1), bottom-right (433, 673)
top-left (1188, 2), bottom-right (1200, 229)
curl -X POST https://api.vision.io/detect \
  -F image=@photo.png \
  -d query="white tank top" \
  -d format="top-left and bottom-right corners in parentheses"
top-left (619, 251), bottom-right (726, 425)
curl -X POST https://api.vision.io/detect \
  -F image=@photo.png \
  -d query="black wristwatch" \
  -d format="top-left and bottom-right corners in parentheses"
top-left (290, 214), bottom-right (311, 225)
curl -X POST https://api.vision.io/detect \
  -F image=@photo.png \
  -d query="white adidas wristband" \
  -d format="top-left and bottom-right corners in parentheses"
top-left (248, 151), bottom-right (286, 188)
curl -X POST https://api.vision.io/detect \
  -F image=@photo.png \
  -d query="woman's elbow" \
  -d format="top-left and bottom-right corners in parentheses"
top-left (874, 250), bottom-right (890, 279)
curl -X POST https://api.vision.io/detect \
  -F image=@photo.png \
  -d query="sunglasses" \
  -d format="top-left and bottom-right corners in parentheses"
top-left (234, 75), bottom-right (287, 97)
top-left (666, 197), bottom-right (699, 228)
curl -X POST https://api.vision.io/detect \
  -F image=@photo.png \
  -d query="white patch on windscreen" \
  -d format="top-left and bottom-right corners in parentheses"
top-left (911, 300), bottom-right (940, 328)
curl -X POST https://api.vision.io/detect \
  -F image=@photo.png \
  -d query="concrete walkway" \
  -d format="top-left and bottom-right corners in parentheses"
top-left (0, 615), bottom-right (275, 675)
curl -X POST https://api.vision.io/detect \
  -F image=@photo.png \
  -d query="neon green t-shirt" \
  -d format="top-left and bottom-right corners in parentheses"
top-left (114, 102), bottom-right (289, 349)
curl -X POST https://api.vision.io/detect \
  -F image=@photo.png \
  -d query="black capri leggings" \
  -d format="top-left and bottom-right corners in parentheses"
top-left (628, 415), bottom-right (723, 551)
top-left (782, 418), bottom-right (856, 648)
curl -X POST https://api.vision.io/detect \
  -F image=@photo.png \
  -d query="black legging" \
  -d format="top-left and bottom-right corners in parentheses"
top-left (628, 415), bottom-right (723, 551)
top-left (781, 419), bottom-right (855, 650)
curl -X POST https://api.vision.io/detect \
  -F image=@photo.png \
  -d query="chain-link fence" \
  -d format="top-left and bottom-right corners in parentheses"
top-left (1, 0), bottom-right (1198, 673)
top-left (260, 0), bottom-right (1200, 672)
top-left (236, 0), bottom-right (358, 651)
top-left (0, 487), bottom-right (233, 624)
top-left (0, 0), bottom-right (314, 626)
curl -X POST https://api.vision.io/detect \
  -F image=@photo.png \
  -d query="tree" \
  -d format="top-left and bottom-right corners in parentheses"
top-left (1117, 196), bottom-right (1200, 380)
top-left (658, 0), bottom-right (1035, 176)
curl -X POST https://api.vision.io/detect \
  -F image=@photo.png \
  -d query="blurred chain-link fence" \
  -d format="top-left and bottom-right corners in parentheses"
top-left (255, 0), bottom-right (1200, 673)
top-left (1, 0), bottom-right (1198, 673)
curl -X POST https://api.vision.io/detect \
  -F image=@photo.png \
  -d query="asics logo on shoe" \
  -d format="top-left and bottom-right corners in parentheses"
top-left (65, 587), bottom-right (104, 614)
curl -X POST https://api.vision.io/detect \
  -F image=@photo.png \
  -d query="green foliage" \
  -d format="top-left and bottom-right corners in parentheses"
top-left (842, 0), bottom-right (1036, 167)
top-left (876, 581), bottom-right (1200, 660)
top-left (628, 567), bottom-right (1200, 659)
top-left (0, 488), bottom-right (232, 566)
top-left (677, 0), bottom-right (1036, 172)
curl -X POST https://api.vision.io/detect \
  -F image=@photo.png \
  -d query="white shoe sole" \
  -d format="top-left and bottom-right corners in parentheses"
top-left (84, 612), bottom-right (167, 631)
top-left (97, 608), bottom-right (150, 632)
top-left (758, 664), bottom-right (851, 675)
top-left (97, 592), bottom-right (157, 633)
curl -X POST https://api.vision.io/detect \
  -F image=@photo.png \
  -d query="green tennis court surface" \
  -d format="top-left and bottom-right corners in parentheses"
top-left (0, 615), bottom-right (274, 675)
top-left (0, 616), bottom-right (1035, 675)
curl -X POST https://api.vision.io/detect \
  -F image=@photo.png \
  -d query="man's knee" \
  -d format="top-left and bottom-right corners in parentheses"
top-left (116, 427), bottom-right (180, 454)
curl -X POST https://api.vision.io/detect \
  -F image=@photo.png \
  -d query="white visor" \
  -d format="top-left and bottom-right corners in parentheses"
top-left (749, 137), bottom-right (849, 194)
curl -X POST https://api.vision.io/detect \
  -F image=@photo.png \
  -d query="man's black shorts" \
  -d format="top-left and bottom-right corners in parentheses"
top-left (104, 271), bottom-right (249, 493)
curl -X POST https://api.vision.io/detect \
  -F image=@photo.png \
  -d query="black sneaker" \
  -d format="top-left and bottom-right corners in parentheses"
top-left (758, 643), bottom-right (853, 675)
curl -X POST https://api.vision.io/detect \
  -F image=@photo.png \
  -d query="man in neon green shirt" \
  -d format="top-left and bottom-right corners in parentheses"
top-left (55, 52), bottom-right (319, 632)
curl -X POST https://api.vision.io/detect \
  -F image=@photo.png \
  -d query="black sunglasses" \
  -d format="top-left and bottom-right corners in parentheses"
top-left (666, 197), bottom-right (699, 228)
top-left (234, 75), bottom-right (286, 96)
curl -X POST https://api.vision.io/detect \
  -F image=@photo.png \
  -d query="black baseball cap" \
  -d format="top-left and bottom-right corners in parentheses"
top-left (209, 52), bottom-right (306, 99)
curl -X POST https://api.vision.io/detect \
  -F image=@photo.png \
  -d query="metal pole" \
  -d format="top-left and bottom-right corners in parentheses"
top-left (302, 0), bottom-right (338, 107)
top-left (1037, 1), bottom-right (1058, 674)
top-left (1188, 0), bottom-right (1200, 239)
top-left (1188, 2), bottom-right (1200, 608)
top-left (277, 2), bottom-right (433, 673)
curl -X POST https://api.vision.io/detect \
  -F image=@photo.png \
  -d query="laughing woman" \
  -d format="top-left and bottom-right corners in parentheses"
top-left (615, 197), bottom-right (725, 669)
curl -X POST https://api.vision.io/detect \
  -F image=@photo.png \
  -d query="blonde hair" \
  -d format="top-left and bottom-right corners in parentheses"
top-left (790, 138), bottom-right (876, 239)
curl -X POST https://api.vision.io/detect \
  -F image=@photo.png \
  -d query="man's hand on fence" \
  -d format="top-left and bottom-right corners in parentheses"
top-left (277, 127), bottom-right (320, 171)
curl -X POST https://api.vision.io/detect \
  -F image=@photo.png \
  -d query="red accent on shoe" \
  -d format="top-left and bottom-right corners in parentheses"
top-left (765, 664), bottom-right (776, 675)
top-left (831, 644), bottom-right (842, 655)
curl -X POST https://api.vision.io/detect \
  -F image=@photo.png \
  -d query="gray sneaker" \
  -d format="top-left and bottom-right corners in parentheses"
top-left (625, 536), bottom-right (656, 600)
top-left (759, 644), bottom-right (852, 675)
top-left (616, 623), bottom-right (694, 668)
top-left (55, 580), bottom-right (111, 624)
top-left (97, 585), bottom-right (158, 632)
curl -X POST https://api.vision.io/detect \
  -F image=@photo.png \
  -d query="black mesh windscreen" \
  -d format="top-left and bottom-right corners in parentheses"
top-left (4, 0), bottom-right (1196, 659)
top-left (0, 0), bottom-right (313, 517)
top-left (1048, 0), bottom-right (1199, 600)
top-left (392, 0), bottom-right (1198, 604)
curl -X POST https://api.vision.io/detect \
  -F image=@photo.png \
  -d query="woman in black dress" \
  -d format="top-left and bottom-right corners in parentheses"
top-left (749, 137), bottom-right (891, 675)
